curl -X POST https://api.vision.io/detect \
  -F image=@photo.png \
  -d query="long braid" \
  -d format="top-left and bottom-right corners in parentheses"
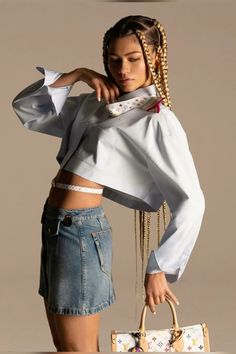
top-left (102, 30), bottom-right (111, 81)
top-left (103, 28), bottom-right (119, 87)
top-left (155, 21), bottom-right (172, 108)
top-left (134, 21), bottom-right (172, 302)
top-left (102, 17), bottom-right (172, 313)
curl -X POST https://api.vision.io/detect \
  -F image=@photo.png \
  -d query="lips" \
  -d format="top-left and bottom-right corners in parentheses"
top-left (119, 78), bottom-right (133, 83)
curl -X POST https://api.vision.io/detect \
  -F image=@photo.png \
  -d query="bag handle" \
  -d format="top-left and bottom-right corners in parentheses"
top-left (130, 296), bottom-right (184, 352)
top-left (139, 295), bottom-right (180, 331)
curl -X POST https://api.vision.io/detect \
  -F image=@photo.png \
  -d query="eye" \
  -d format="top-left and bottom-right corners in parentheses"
top-left (109, 57), bottom-right (140, 63)
top-left (129, 58), bottom-right (140, 62)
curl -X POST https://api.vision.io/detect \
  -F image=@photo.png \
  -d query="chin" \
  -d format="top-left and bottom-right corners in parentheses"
top-left (121, 87), bottom-right (132, 93)
top-left (120, 83), bottom-right (140, 93)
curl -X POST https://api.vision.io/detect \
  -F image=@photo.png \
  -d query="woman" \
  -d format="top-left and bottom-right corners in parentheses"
top-left (12, 15), bottom-right (205, 352)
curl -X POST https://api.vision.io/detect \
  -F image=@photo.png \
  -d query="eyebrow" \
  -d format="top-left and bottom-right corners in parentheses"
top-left (108, 51), bottom-right (141, 56)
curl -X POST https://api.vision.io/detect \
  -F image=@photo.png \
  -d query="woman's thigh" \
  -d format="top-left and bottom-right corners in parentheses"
top-left (44, 298), bottom-right (100, 351)
top-left (54, 311), bottom-right (100, 351)
top-left (44, 299), bottom-right (62, 350)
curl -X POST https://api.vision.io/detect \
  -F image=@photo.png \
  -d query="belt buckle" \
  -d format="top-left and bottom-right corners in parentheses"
top-left (62, 215), bottom-right (72, 226)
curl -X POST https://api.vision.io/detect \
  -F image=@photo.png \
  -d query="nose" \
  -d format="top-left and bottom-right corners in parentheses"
top-left (118, 60), bottom-right (130, 75)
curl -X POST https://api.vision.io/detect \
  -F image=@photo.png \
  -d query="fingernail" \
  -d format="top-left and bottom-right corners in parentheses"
top-left (176, 301), bottom-right (180, 305)
top-left (97, 97), bottom-right (101, 102)
top-left (153, 311), bottom-right (156, 315)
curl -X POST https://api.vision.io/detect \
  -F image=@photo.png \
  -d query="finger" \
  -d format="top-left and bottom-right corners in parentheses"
top-left (105, 84), bottom-right (116, 103)
top-left (110, 83), bottom-right (120, 98)
top-left (95, 85), bottom-right (101, 102)
top-left (106, 78), bottom-right (120, 98)
top-left (146, 295), bottom-right (157, 314)
top-left (101, 85), bottom-right (110, 104)
top-left (160, 294), bottom-right (166, 304)
top-left (153, 295), bottom-right (161, 305)
top-left (91, 77), bottom-right (101, 98)
top-left (166, 290), bottom-right (179, 306)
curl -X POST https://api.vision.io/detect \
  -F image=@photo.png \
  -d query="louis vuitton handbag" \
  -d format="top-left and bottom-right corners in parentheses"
top-left (111, 297), bottom-right (210, 352)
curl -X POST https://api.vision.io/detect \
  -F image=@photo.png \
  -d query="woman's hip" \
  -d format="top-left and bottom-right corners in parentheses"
top-left (39, 197), bottom-right (115, 315)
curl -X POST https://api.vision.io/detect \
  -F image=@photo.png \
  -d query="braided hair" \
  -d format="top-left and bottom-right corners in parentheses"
top-left (102, 15), bottom-right (172, 307)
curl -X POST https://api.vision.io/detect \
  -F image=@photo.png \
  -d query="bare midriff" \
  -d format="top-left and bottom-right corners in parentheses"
top-left (47, 169), bottom-right (104, 209)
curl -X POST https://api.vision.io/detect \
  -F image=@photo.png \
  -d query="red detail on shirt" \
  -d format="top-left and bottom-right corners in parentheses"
top-left (146, 97), bottom-right (164, 113)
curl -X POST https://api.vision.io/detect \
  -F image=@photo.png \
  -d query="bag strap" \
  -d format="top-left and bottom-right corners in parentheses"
top-left (134, 297), bottom-right (184, 352)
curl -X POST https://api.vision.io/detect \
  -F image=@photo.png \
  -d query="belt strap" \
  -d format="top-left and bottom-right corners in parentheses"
top-left (51, 178), bottom-right (103, 194)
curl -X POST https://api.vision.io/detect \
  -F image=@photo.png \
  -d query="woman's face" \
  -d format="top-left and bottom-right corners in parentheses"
top-left (107, 33), bottom-right (157, 94)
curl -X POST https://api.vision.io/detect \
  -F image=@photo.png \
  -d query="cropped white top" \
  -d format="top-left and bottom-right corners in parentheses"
top-left (12, 66), bottom-right (205, 283)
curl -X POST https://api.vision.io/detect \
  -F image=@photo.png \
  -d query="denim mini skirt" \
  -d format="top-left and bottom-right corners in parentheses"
top-left (38, 197), bottom-right (116, 316)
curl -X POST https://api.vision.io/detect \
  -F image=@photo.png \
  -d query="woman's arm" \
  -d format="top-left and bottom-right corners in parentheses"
top-left (12, 67), bottom-right (120, 137)
top-left (144, 107), bottom-right (205, 311)
top-left (47, 68), bottom-right (82, 88)
top-left (12, 67), bottom-right (82, 137)
top-left (49, 67), bottom-right (120, 104)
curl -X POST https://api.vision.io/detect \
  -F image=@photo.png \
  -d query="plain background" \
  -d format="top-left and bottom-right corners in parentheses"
top-left (1, 0), bottom-right (235, 352)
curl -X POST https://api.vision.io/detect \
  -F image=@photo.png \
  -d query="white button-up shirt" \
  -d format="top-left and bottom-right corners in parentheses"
top-left (12, 66), bottom-right (205, 283)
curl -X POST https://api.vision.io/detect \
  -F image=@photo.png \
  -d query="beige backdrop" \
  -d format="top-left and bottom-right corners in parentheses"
top-left (1, 0), bottom-right (235, 352)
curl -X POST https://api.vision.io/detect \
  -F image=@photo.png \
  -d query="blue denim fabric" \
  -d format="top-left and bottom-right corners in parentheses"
top-left (38, 197), bottom-right (116, 316)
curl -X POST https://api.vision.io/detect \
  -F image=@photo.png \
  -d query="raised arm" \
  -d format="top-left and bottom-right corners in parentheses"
top-left (11, 67), bottom-right (85, 137)
top-left (12, 67), bottom-right (120, 137)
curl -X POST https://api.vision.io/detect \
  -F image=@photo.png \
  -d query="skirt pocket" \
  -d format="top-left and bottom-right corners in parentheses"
top-left (91, 228), bottom-right (113, 277)
top-left (42, 217), bottom-right (62, 257)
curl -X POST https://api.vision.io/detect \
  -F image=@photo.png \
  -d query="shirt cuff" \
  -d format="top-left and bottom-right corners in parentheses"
top-left (146, 249), bottom-right (183, 283)
top-left (35, 66), bottom-right (73, 115)
top-left (145, 250), bottom-right (164, 274)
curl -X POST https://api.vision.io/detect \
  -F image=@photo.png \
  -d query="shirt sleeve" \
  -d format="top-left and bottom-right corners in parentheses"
top-left (11, 66), bottom-right (82, 138)
top-left (145, 108), bottom-right (206, 283)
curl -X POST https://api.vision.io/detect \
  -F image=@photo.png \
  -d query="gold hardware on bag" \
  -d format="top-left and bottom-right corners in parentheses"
top-left (201, 322), bottom-right (210, 350)
top-left (136, 298), bottom-right (184, 352)
top-left (111, 296), bottom-right (210, 352)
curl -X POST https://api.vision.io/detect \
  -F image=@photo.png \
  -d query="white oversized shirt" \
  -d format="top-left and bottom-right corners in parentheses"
top-left (12, 66), bottom-right (205, 283)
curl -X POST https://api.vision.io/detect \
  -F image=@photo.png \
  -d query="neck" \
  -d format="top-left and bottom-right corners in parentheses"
top-left (118, 83), bottom-right (159, 101)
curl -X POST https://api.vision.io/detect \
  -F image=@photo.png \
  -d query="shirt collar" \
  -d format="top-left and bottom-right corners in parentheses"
top-left (117, 83), bottom-right (159, 101)
top-left (105, 83), bottom-right (163, 118)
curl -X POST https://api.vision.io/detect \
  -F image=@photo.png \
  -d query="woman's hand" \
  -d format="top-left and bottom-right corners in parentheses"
top-left (144, 272), bottom-right (179, 314)
top-left (77, 68), bottom-right (120, 104)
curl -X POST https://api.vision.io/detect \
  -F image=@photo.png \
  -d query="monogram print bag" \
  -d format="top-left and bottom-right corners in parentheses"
top-left (111, 297), bottom-right (210, 352)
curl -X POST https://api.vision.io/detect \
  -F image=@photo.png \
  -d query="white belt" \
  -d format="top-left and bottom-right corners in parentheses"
top-left (51, 178), bottom-right (103, 194)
